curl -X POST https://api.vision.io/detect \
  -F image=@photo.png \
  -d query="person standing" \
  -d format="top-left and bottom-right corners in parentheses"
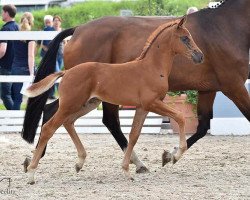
top-left (11, 12), bottom-right (36, 110)
top-left (53, 15), bottom-right (64, 71)
top-left (39, 15), bottom-right (57, 99)
top-left (186, 7), bottom-right (198, 14)
top-left (0, 4), bottom-right (18, 110)
top-left (40, 15), bottom-right (55, 58)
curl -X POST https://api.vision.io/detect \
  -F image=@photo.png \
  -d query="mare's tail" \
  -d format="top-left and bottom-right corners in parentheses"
top-left (24, 71), bottom-right (65, 98)
top-left (22, 27), bottom-right (76, 143)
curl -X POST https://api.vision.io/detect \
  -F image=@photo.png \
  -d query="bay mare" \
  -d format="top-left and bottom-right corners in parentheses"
top-left (24, 18), bottom-right (203, 184)
top-left (22, 0), bottom-right (250, 173)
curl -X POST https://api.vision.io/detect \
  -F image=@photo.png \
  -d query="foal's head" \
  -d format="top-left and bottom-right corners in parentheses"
top-left (171, 16), bottom-right (203, 64)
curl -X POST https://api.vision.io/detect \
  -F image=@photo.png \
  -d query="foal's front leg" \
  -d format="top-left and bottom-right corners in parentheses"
top-left (102, 102), bottom-right (149, 173)
top-left (149, 100), bottom-right (187, 164)
top-left (122, 107), bottom-right (148, 180)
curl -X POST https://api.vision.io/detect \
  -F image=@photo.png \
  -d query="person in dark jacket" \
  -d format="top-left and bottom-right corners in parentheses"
top-left (11, 12), bottom-right (36, 110)
top-left (0, 4), bottom-right (18, 109)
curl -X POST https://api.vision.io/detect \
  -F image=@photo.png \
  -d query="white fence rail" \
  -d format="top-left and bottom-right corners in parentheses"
top-left (0, 31), bottom-right (59, 40)
top-left (0, 110), bottom-right (163, 134)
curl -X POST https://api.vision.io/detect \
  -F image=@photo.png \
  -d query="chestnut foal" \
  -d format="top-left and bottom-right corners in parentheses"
top-left (25, 16), bottom-right (203, 184)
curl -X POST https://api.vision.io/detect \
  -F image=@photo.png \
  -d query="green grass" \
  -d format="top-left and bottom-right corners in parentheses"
top-left (0, 103), bottom-right (27, 110)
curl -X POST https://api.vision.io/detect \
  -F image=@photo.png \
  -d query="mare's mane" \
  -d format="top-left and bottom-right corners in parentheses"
top-left (136, 21), bottom-right (177, 61)
top-left (204, 0), bottom-right (230, 10)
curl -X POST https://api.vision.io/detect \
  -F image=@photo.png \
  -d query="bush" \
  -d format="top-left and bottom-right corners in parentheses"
top-left (167, 90), bottom-right (198, 106)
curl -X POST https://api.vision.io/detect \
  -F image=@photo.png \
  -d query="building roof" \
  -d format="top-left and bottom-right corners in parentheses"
top-left (1, 0), bottom-right (65, 6)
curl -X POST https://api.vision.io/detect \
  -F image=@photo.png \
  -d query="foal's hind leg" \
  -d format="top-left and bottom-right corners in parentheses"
top-left (23, 100), bottom-right (59, 173)
top-left (26, 110), bottom-right (66, 184)
top-left (63, 98), bottom-right (101, 172)
top-left (122, 108), bottom-right (148, 180)
top-left (149, 100), bottom-right (186, 165)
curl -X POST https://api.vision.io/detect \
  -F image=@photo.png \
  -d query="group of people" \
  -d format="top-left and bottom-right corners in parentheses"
top-left (0, 4), bottom-right (64, 110)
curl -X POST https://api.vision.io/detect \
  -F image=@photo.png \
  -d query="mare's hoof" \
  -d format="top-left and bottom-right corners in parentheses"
top-left (23, 157), bottom-right (31, 173)
top-left (162, 150), bottom-right (172, 167)
top-left (75, 164), bottom-right (82, 173)
top-left (136, 166), bottom-right (149, 174)
top-left (28, 180), bottom-right (35, 185)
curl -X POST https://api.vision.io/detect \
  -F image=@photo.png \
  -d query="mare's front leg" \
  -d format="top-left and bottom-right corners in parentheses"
top-left (149, 100), bottom-right (186, 164)
top-left (122, 108), bottom-right (148, 180)
top-left (102, 102), bottom-right (149, 173)
top-left (26, 110), bottom-right (65, 184)
top-left (223, 82), bottom-right (250, 120)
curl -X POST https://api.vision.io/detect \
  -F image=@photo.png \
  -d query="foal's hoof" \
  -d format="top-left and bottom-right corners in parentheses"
top-left (22, 157), bottom-right (31, 173)
top-left (136, 166), bottom-right (149, 174)
top-left (75, 163), bottom-right (82, 173)
top-left (172, 156), bottom-right (178, 164)
top-left (162, 150), bottom-right (172, 167)
top-left (172, 147), bottom-right (179, 164)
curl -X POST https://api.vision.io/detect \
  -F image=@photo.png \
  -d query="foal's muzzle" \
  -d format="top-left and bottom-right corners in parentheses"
top-left (191, 50), bottom-right (204, 64)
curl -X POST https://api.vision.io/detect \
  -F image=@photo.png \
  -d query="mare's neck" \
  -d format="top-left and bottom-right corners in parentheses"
top-left (141, 28), bottom-right (175, 77)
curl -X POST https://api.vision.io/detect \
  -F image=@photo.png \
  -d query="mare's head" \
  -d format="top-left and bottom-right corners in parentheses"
top-left (172, 16), bottom-right (203, 64)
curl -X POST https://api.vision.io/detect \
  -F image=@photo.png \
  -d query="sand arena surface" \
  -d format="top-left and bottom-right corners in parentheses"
top-left (0, 132), bottom-right (249, 199)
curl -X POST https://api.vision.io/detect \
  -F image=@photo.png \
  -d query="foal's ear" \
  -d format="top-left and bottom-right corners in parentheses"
top-left (177, 15), bottom-right (187, 29)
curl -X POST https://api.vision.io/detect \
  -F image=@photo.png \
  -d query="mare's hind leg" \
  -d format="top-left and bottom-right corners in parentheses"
top-left (149, 100), bottom-right (186, 165)
top-left (63, 98), bottom-right (101, 172)
top-left (102, 102), bottom-right (149, 173)
top-left (26, 110), bottom-right (66, 184)
top-left (186, 91), bottom-right (216, 148)
top-left (122, 108), bottom-right (148, 180)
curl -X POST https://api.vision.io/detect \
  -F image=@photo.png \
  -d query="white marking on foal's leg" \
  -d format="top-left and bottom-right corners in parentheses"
top-left (123, 149), bottom-right (149, 173)
top-left (75, 155), bottom-right (86, 173)
top-left (173, 146), bottom-right (187, 163)
top-left (27, 168), bottom-right (36, 185)
top-left (122, 154), bottom-right (134, 181)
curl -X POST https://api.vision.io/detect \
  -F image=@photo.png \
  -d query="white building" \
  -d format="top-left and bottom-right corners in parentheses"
top-left (0, 0), bottom-right (75, 11)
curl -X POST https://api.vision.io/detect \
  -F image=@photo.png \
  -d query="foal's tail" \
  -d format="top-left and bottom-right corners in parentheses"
top-left (24, 71), bottom-right (66, 98)
top-left (22, 27), bottom-right (76, 143)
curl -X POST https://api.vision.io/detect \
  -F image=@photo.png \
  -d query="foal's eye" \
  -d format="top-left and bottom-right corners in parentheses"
top-left (180, 36), bottom-right (190, 43)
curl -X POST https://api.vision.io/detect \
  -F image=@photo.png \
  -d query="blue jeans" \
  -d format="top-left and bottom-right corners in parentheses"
top-left (11, 67), bottom-right (29, 110)
top-left (0, 67), bottom-right (13, 110)
top-left (48, 54), bottom-right (63, 98)
top-left (56, 54), bottom-right (64, 71)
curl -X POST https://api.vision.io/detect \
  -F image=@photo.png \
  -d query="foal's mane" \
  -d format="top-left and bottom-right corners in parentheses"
top-left (136, 21), bottom-right (178, 61)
